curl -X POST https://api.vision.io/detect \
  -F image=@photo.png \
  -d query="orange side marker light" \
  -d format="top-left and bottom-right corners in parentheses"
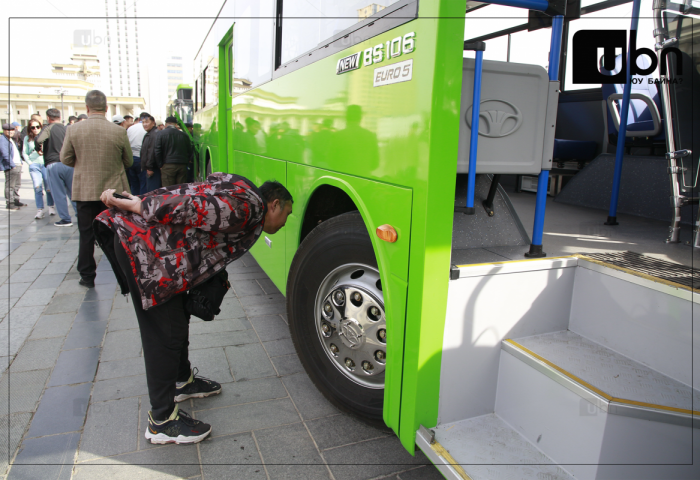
top-left (376, 224), bottom-right (398, 243)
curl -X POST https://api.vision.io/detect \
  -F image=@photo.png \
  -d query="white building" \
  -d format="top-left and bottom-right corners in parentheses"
top-left (104, 0), bottom-right (142, 98)
top-left (167, 55), bottom-right (184, 99)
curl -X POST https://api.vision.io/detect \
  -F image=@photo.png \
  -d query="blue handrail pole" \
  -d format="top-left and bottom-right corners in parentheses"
top-left (606, 0), bottom-right (642, 225)
top-left (526, 14), bottom-right (564, 258)
top-left (464, 49), bottom-right (484, 215)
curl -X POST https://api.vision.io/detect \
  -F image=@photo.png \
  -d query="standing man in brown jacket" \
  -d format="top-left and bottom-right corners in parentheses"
top-left (60, 90), bottom-right (133, 288)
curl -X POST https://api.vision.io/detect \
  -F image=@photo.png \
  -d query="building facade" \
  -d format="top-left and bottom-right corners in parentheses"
top-left (104, 0), bottom-right (142, 98)
top-left (167, 55), bottom-right (184, 99)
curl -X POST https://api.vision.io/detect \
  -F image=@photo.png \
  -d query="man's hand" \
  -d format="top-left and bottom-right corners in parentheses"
top-left (101, 189), bottom-right (142, 215)
top-left (147, 170), bottom-right (154, 178)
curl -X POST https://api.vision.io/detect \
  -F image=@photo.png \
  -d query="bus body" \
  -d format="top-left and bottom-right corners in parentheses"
top-left (191, 1), bottom-right (700, 476)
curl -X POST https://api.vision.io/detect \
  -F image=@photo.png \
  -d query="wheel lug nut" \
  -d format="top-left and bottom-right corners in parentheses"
top-left (321, 324), bottom-right (330, 334)
top-left (324, 302), bottom-right (332, 313)
top-left (375, 350), bottom-right (385, 361)
top-left (378, 329), bottom-right (386, 341)
top-left (330, 344), bottom-right (338, 354)
top-left (362, 361), bottom-right (374, 372)
top-left (345, 358), bottom-right (355, 369)
top-left (353, 292), bottom-right (362, 303)
top-left (370, 306), bottom-right (380, 316)
top-left (334, 290), bottom-right (345, 304)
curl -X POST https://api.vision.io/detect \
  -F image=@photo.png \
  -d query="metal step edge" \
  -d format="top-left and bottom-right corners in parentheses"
top-left (416, 425), bottom-right (473, 480)
top-left (502, 339), bottom-right (700, 429)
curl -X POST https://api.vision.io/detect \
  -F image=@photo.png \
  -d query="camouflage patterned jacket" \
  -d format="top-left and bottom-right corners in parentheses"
top-left (94, 173), bottom-right (266, 310)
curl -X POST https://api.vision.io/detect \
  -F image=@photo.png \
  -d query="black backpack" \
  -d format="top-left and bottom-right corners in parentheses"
top-left (185, 269), bottom-right (231, 321)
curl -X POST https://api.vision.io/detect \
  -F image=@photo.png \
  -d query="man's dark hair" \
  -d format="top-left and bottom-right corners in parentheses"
top-left (77, 114), bottom-right (88, 120)
top-left (147, 115), bottom-right (155, 122)
top-left (139, 112), bottom-right (150, 121)
top-left (85, 90), bottom-right (107, 112)
top-left (124, 114), bottom-right (133, 120)
top-left (165, 116), bottom-right (178, 124)
top-left (259, 180), bottom-right (293, 208)
top-left (68, 115), bottom-right (77, 123)
top-left (46, 108), bottom-right (60, 119)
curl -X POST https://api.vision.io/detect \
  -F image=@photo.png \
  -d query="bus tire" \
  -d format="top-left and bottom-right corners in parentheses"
top-left (287, 212), bottom-right (386, 423)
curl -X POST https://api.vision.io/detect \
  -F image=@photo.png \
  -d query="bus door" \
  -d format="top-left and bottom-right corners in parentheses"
top-left (221, 28), bottom-right (235, 174)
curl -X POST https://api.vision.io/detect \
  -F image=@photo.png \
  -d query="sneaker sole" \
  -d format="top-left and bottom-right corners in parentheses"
top-left (55, 223), bottom-right (73, 227)
top-left (145, 426), bottom-right (212, 445)
top-left (174, 388), bottom-right (222, 403)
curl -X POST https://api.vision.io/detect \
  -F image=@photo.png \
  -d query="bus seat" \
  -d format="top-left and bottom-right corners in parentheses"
top-left (552, 138), bottom-right (598, 163)
top-left (600, 54), bottom-right (665, 146)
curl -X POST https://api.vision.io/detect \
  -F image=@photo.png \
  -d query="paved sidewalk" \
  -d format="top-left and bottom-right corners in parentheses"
top-left (0, 177), bottom-right (440, 480)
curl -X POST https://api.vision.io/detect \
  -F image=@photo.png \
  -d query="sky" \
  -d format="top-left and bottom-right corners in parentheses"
top-left (1, 0), bottom-right (223, 115)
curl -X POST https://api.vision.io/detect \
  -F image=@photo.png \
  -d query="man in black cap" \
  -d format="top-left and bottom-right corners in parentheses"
top-left (154, 116), bottom-right (193, 187)
top-left (1, 123), bottom-right (25, 209)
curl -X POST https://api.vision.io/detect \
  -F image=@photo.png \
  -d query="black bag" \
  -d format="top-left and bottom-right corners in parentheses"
top-left (185, 269), bottom-right (231, 321)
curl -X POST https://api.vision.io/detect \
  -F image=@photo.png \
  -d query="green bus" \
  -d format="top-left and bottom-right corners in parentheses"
top-left (165, 83), bottom-right (194, 129)
top-left (190, 0), bottom-right (700, 474)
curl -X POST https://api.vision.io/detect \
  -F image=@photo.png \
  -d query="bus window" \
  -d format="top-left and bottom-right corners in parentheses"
top-left (195, 79), bottom-right (198, 112)
top-left (203, 67), bottom-right (207, 108)
top-left (507, 27), bottom-right (554, 71)
top-left (279, 0), bottom-right (403, 65)
top-left (564, 0), bottom-right (656, 90)
top-left (233, 0), bottom-right (274, 94)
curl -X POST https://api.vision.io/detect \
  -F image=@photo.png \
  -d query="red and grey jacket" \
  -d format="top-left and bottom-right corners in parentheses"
top-left (94, 173), bottom-right (266, 310)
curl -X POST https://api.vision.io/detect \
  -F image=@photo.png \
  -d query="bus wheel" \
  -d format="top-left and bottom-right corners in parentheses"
top-left (287, 212), bottom-right (385, 422)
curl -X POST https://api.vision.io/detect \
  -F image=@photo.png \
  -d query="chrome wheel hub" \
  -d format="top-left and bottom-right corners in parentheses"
top-left (315, 264), bottom-right (386, 389)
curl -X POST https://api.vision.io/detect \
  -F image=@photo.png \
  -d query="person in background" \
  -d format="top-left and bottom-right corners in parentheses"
top-left (11, 122), bottom-right (23, 155)
top-left (126, 112), bottom-right (149, 195)
top-left (154, 116), bottom-right (192, 187)
top-left (1, 124), bottom-right (24, 210)
top-left (77, 114), bottom-right (88, 123)
top-left (140, 115), bottom-right (161, 193)
top-left (36, 108), bottom-right (75, 226)
top-left (68, 116), bottom-right (77, 125)
top-left (113, 115), bottom-right (127, 128)
top-left (19, 114), bottom-right (43, 147)
top-left (123, 115), bottom-right (134, 129)
top-left (156, 120), bottom-right (165, 131)
top-left (60, 89), bottom-right (133, 288)
top-left (22, 119), bottom-right (55, 219)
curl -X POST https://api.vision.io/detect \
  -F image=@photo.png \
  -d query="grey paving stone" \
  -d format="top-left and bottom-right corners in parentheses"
top-left (217, 298), bottom-right (246, 320)
top-left (94, 270), bottom-right (118, 285)
top-left (199, 432), bottom-right (267, 479)
top-left (0, 281), bottom-right (30, 298)
top-left (248, 314), bottom-right (291, 342)
top-left (48, 348), bottom-right (100, 387)
top-left (258, 278), bottom-right (282, 295)
top-left (263, 337), bottom-right (296, 357)
top-left (111, 294), bottom-right (132, 310)
top-left (101, 329), bottom-right (142, 361)
top-left (0, 298), bottom-right (19, 317)
top-left (107, 307), bottom-right (138, 331)
top-left (44, 293), bottom-right (85, 314)
top-left (238, 293), bottom-right (285, 307)
top-left (397, 465), bottom-right (445, 480)
top-left (324, 435), bottom-right (431, 480)
top-left (14, 287), bottom-right (56, 307)
top-left (0, 412), bottom-right (32, 475)
top-left (0, 326), bottom-right (34, 357)
top-left (63, 320), bottom-right (108, 350)
top-left (229, 271), bottom-right (270, 281)
top-left (280, 313), bottom-right (289, 325)
top-left (96, 356), bottom-right (146, 381)
top-left (228, 263), bottom-right (264, 274)
top-left (20, 258), bottom-right (51, 270)
top-left (306, 414), bottom-right (391, 451)
top-left (196, 398), bottom-right (300, 437)
top-left (30, 273), bottom-right (66, 289)
top-left (282, 373), bottom-right (338, 420)
top-left (3, 254), bottom-right (31, 266)
top-left (0, 355), bottom-right (10, 376)
top-left (225, 343), bottom-right (276, 381)
top-left (243, 302), bottom-right (287, 317)
top-left (256, 422), bottom-right (330, 480)
top-left (188, 347), bottom-right (234, 383)
top-left (188, 329), bottom-right (259, 350)
top-left (25, 382), bottom-right (92, 438)
top-left (192, 377), bottom-right (288, 411)
top-left (2, 305), bottom-right (45, 329)
top-left (92, 374), bottom-right (148, 402)
top-left (55, 279), bottom-right (90, 296)
top-left (9, 268), bottom-right (43, 284)
top-left (0, 369), bottom-right (51, 414)
top-left (75, 299), bottom-right (112, 322)
top-left (77, 396), bottom-right (139, 462)
top-left (30, 248), bottom-right (60, 259)
top-left (8, 431), bottom-right (80, 480)
top-left (231, 279), bottom-right (266, 297)
top-left (271, 354), bottom-right (304, 376)
top-left (188, 317), bottom-right (250, 335)
top-left (73, 443), bottom-right (201, 480)
top-left (29, 313), bottom-right (75, 340)
top-left (84, 283), bottom-right (117, 302)
top-left (9, 336), bottom-right (64, 372)
top-left (42, 262), bottom-right (73, 275)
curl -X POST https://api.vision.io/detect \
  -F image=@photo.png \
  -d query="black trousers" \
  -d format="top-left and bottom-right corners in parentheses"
top-left (76, 201), bottom-right (108, 282)
top-left (114, 237), bottom-right (191, 420)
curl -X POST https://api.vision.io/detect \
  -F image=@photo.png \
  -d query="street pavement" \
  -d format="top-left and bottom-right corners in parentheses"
top-left (0, 177), bottom-right (441, 480)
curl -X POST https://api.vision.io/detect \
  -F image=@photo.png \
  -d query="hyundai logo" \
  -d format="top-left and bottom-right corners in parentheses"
top-left (465, 99), bottom-right (523, 138)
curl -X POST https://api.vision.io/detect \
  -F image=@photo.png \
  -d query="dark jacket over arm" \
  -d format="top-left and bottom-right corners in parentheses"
top-left (154, 126), bottom-right (192, 167)
top-left (141, 129), bottom-right (158, 171)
